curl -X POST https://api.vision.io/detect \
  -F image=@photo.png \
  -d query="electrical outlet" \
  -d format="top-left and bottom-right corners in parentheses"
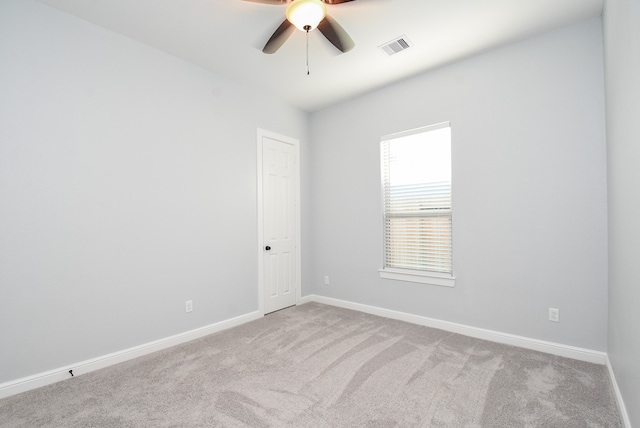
top-left (186, 300), bottom-right (193, 313)
top-left (549, 308), bottom-right (559, 322)
top-left (324, 276), bottom-right (330, 285)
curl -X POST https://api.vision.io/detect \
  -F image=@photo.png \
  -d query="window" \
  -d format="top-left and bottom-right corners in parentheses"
top-left (379, 122), bottom-right (454, 287)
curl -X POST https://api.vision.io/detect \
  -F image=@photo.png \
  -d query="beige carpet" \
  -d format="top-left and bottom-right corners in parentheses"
top-left (0, 303), bottom-right (621, 427)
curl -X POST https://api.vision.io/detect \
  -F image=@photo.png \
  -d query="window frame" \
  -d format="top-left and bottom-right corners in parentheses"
top-left (379, 122), bottom-right (455, 287)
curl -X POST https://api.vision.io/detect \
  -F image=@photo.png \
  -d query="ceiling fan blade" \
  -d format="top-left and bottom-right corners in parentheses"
top-left (317, 15), bottom-right (355, 53)
top-left (263, 19), bottom-right (295, 54)
top-left (322, 0), bottom-right (356, 4)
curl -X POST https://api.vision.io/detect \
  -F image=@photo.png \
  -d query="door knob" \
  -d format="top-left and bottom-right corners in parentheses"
top-left (265, 246), bottom-right (271, 251)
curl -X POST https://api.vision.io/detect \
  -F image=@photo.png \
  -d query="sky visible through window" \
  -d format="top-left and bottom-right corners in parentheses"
top-left (388, 127), bottom-right (451, 186)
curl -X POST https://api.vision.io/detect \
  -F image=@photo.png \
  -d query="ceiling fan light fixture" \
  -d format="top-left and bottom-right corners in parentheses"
top-left (286, 0), bottom-right (327, 32)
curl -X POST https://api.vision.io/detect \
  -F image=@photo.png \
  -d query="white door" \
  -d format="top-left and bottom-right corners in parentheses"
top-left (258, 130), bottom-right (300, 314)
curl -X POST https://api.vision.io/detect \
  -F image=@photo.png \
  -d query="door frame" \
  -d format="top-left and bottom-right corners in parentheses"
top-left (257, 128), bottom-right (301, 315)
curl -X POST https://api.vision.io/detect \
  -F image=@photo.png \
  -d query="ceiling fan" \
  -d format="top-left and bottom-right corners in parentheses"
top-left (245, 0), bottom-right (356, 54)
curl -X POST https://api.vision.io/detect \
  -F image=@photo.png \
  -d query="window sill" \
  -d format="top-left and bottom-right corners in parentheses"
top-left (379, 268), bottom-right (455, 287)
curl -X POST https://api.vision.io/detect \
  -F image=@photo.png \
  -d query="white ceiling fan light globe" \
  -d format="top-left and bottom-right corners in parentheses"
top-left (286, 0), bottom-right (327, 32)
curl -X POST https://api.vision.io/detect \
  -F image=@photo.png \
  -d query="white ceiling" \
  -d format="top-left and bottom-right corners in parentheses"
top-left (38, 0), bottom-right (603, 112)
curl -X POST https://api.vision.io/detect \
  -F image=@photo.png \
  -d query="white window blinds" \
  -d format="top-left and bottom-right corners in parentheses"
top-left (381, 123), bottom-right (452, 275)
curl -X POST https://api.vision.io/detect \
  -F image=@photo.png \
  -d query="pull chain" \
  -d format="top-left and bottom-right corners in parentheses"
top-left (304, 25), bottom-right (311, 75)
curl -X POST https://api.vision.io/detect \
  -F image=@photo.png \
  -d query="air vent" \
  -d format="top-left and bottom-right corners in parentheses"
top-left (379, 36), bottom-right (412, 56)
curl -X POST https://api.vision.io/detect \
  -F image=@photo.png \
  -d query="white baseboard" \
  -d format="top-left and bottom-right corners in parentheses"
top-left (3, 295), bottom-right (623, 422)
top-left (0, 310), bottom-right (263, 400)
top-left (300, 294), bottom-right (607, 365)
top-left (606, 355), bottom-right (632, 428)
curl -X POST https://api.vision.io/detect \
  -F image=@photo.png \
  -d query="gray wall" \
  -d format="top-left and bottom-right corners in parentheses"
top-left (604, 0), bottom-right (640, 424)
top-left (309, 18), bottom-right (609, 351)
top-left (0, 0), bottom-right (308, 383)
